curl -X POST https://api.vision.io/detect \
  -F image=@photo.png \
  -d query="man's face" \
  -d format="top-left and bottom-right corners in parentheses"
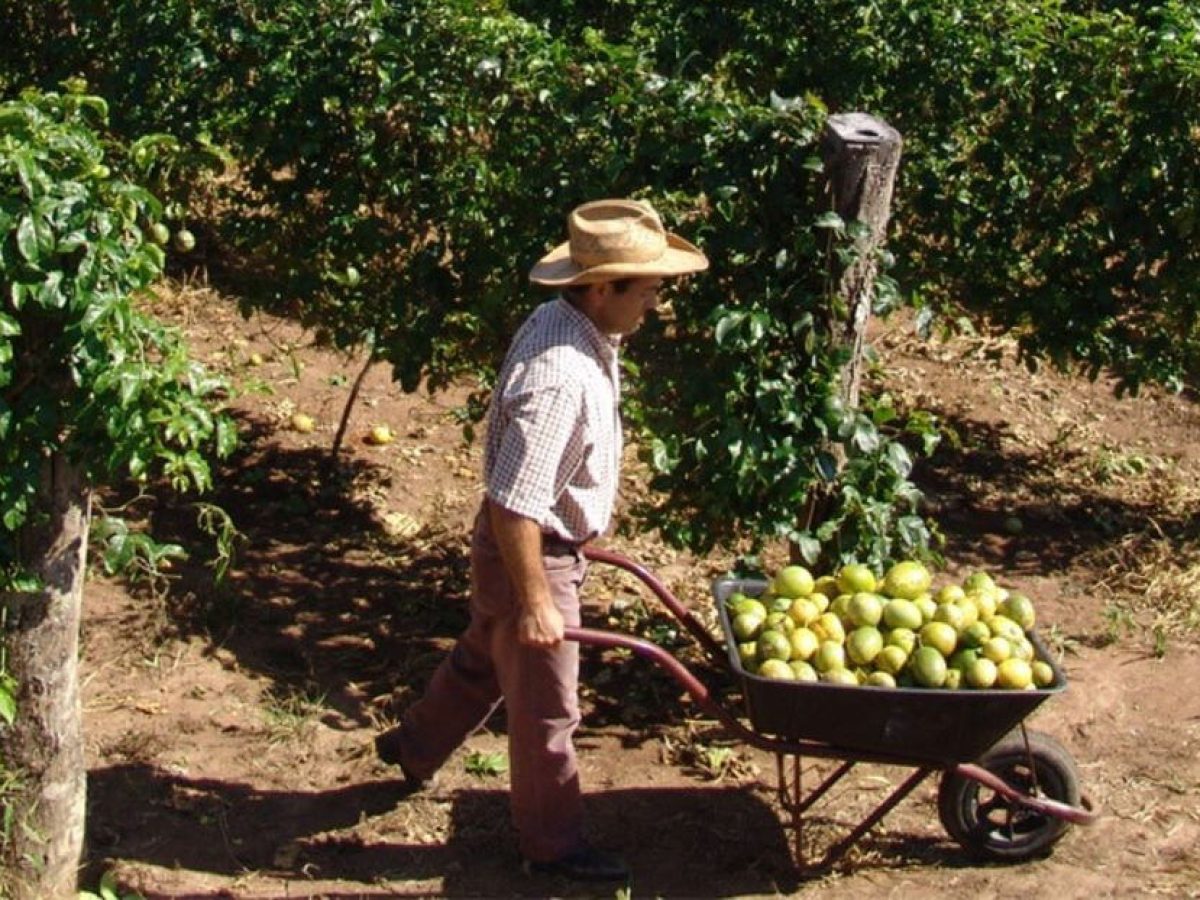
top-left (586, 277), bottom-right (665, 336)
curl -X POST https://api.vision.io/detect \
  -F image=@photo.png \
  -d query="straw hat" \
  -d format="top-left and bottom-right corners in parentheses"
top-left (529, 198), bottom-right (709, 287)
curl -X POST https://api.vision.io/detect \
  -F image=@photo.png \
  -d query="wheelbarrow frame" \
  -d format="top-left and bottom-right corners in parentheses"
top-left (567, 546), bottom-right (1096, 870)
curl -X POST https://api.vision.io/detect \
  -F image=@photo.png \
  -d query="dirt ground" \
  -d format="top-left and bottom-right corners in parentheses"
top-left (79, 283), bottom-right (1200, 899)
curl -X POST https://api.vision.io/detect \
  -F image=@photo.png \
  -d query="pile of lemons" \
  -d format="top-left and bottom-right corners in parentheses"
top-left (725, 560), bottom-right (1053, 690)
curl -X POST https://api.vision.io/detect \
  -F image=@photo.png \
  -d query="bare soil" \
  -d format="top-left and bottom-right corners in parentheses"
top-left (81, 284), bottom-right (1200, 899)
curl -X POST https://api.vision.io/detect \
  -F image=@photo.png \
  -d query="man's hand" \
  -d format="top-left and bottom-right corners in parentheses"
top-left (518, 597), bottom-right (565, 647)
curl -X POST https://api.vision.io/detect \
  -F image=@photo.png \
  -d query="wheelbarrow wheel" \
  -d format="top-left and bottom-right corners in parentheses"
top-left (938, 729), bottom-right (1081, 862)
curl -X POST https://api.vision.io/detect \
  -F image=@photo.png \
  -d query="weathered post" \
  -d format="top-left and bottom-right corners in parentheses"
top-left (820, 112), bottom-right (903, 407)
top-left (795, 114), bottom-right (902, 562)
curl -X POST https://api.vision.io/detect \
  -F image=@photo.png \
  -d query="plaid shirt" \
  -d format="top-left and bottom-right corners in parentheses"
top-left (484, 298), bottom-right (623, 542)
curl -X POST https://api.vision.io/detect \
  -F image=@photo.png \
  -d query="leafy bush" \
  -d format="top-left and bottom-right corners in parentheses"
top-left (0, 84), bottom-right (235, 583)
top-left (2, 3), bottom-right (940, 566)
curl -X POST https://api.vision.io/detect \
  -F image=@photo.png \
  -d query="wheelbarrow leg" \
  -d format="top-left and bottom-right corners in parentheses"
top-left (775, 754), bottom-right (935, 872)
top-left (818, 766), bottom-right (934, 868)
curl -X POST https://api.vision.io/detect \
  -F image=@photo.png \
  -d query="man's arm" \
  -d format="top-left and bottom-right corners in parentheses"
top-left (487, 500), bottom-right (564, 647)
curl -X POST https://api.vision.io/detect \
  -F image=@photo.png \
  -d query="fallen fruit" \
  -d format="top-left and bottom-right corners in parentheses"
top-left (365, 424), bottom-right (395, 446)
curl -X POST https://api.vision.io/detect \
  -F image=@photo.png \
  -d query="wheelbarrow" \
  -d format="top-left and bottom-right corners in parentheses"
top-left (565, 546), bottom-right (1097, 871)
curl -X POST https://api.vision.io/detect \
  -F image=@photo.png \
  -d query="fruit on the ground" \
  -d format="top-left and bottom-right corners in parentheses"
top-left (366, 424), bottom-right (395, 446)
top-left (290, 413), bottom-right (316, 433)
top-left (173, 227), bottom-right (196, 252)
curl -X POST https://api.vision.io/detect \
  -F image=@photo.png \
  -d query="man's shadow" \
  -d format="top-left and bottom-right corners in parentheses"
top-left (86, 764), bottom-right (848, 897)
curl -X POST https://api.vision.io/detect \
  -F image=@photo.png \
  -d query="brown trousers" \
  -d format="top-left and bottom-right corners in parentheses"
top-left (396, 509), bottom-right (589, 862)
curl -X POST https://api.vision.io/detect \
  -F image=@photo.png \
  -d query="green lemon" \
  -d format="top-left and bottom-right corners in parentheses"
top-left (772, 564), bottom-right (815, 599)
top-left (911, 646), bottom-right (948, 688)
top-left (882, 560), bottom-right (932, 600)
top-left (836, 563), bottom-right (877, 595)
top-left (882, 598), bottom-right (923, 631)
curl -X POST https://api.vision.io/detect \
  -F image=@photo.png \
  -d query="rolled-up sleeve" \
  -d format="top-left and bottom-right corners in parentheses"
top-left (486, 371), bottom-right (585, 527)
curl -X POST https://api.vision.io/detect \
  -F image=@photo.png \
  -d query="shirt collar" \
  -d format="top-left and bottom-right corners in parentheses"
top-left (554, 296), bottom-right (622, 358)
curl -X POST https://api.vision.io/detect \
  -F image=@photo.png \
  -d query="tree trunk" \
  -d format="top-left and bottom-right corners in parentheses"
top-left (794, 114), bottom-right (902, 563)
top-left (820, 112), bottom-right (903, 407)
top-left (0, 453), bottom-right (90, 900)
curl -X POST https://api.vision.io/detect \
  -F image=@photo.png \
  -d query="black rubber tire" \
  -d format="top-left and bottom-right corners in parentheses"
top-left (938, 729), bottom-right (1081, 862)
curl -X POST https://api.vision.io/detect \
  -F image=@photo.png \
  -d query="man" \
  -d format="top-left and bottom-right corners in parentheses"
top-left (374, 198), bottom-right (708, 881)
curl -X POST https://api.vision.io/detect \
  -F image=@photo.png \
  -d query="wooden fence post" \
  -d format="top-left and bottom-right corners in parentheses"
top-left (794, 114), bottom-right (902, 564)
top-left (820, 112), bottom-right (903, 407)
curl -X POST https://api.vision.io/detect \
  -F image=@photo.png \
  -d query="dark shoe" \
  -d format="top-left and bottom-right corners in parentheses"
top-left (373, 728), bottom-right (437, 793)
top-left (523, 844), bottom-right (630, 882)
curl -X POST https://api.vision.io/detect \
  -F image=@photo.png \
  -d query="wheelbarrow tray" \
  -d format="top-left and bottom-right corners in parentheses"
top-left (713, 577), bottom-right (1067, 767)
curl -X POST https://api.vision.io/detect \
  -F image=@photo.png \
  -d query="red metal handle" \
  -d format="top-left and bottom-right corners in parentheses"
top-left (582, 545), bottom-right (728, 663)
top-left (954, 762), bottom-right (1098, 825)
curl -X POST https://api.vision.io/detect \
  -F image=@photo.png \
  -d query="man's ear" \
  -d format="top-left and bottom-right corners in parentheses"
top-left (588, 281), bottom-right (614, 302)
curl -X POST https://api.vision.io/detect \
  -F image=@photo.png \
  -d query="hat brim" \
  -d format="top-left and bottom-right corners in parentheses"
top-left (529, 232), bottom-right (709, 287)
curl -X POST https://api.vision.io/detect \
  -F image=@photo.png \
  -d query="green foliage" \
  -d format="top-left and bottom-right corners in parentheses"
top-left (78, 871), bottom-right (144, 900)
top-left (463, 749), bottom-right (509, 778)
top-left (1, 2), bottom-right (937, 566)
top-left (512, 0), bottom-right (1200, 394)
top-left (0, 84), bottom-right (235, 584)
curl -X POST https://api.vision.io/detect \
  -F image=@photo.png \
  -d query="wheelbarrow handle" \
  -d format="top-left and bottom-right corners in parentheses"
top-left (564, 625), bottom-right (775, 749)
top-left (955, 762), bottom-right (1099, 826)
top-left (582, 545), bottom-right (728, 663)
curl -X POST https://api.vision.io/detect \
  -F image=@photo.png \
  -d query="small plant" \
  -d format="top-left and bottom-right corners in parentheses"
top-left (463, 750), bottom-right (508, 778)
top-left (1101, 602), bottom-right (1137, 646)
top-left (263, 687), bottom-right (326, 744)
top-left (79, 871), bottom-right (145, 900)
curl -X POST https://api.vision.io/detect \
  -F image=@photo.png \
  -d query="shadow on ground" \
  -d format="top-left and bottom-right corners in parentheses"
top-left (86, 763), bottom-right (965, 898)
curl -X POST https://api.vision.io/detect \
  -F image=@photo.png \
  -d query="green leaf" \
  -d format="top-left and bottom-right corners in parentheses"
top-left (0, 682), bottom-right (16, 726)
top-left (794, 534), bottom-right (821, 565)
top-left (814, 211), bottom-right (844, 230)
top-left (16, 216), bottom-right (40, 263)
